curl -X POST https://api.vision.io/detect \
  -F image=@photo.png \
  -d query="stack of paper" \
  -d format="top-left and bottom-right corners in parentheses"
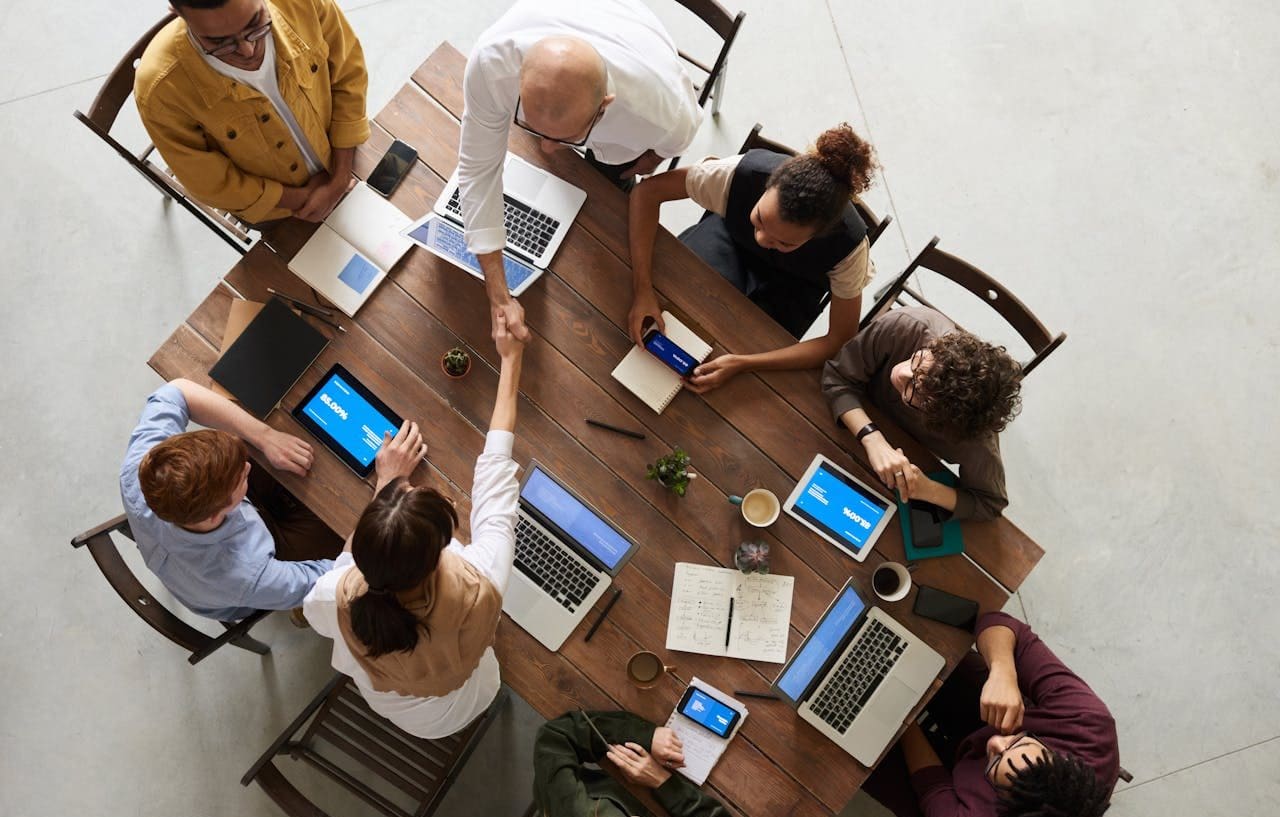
top-left (664, 678), bottom-right (748, 785)
top-left (666, 562), bottom-right (794, 664)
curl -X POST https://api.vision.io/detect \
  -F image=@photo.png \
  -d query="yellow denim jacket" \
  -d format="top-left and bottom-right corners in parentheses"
top-left (135, 0), bottom-right (369, 223)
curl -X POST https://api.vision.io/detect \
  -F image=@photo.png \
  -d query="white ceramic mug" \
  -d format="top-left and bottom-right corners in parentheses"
top-left (871, 562), bottom-right (912, 602)
top-left (729, 488), bottom-right (781, 527)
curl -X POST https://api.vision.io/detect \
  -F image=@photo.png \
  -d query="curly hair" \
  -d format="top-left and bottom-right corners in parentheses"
top-left (767, 122), bottom-right (879, 233)
top-left (916, 331), bottom-right (1023, 440)
top-left (998, 753), bottom-right (1112, 817)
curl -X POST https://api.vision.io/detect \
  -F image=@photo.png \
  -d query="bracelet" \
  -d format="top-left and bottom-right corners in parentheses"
top-left (854, 422), bottom-right (880, 443)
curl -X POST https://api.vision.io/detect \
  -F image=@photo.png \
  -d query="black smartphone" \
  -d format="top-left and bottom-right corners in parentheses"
top-left (913, 584), bottom-right (980, 631)
top-left (641, 323), bottom-right (698, 377)
top-left (907, 499), bottom-right (946, 549)
top-left (367, 139), bottom-right (417, 197)
top-left (676, 685), bottom-right (741, 738)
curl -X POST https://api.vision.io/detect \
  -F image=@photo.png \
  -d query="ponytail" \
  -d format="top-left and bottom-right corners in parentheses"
top-left (348, 478), bottom-right (458, 658)
top-left (766, 122), bottom-right (880, 233)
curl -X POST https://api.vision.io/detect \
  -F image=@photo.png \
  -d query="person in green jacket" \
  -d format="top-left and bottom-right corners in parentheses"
top-left (533, 710), bottom-right (729, 817)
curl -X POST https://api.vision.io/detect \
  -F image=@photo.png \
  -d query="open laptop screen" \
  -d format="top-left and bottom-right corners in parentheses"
top-left (775, 585), bottom-right (867, 703)
top-left (521, 467), bottom-right (631, 571)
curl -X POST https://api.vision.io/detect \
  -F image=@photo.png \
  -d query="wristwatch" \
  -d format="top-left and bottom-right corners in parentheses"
top-left (855, 422), bottom-right (880, 443)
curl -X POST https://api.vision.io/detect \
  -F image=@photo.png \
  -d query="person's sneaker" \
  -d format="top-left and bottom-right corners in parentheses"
top-left (289, 607), bottom-right (310, 629)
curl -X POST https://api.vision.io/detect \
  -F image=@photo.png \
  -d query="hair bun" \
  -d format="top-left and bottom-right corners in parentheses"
top-left (813, 123), bottom-right (879, 195)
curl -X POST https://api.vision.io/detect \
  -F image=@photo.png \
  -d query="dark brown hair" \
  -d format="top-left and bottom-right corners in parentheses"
top-left (138, 430), bottom-right (247, 526)
top-left (766, 123), bottom-right (879, 233)
top-left (348, 479), bottom-right (459, 658)
top-left (917, 332), bottom-right (1023, 439)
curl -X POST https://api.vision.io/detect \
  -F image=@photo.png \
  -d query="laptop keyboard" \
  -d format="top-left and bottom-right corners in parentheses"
top-left (514, 515), bottom-right (600, 611)
top-left (445, 189), bottom-right (559, 259)
top-left (424, 217), bottom-right (537, 291)
top-left (810, 618), bottom-right (907, 734)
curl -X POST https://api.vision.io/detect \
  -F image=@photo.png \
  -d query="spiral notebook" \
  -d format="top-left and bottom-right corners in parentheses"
top-left (610, 311), bottom-right (712, 413)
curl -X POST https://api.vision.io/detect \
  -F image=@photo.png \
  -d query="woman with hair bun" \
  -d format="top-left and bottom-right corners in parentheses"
top-left (628, 122), bottom-right (880, 392)
top-left (303, 316), bottom-right (526, 739)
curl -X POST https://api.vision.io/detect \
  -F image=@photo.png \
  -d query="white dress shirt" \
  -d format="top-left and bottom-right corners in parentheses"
top-left (303, 431), bottom-right (519, 739)
top-left (459, 0), bottom-right (703, 254)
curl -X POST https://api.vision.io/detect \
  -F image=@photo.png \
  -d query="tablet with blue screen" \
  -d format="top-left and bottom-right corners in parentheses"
top-left (292, 364), bottom-right (403, 477)
top-left (783, 454), bottom-right (896, 562)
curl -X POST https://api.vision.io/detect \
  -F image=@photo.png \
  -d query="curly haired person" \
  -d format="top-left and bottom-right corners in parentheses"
top-left (821, 307), bottom-right (1023, 520)
top-left (628, 122), bottom-right (881, 392)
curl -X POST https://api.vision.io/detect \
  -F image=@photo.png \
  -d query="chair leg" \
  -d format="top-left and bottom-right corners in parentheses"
top-left (228, 631), bottom-right (271, 656)
top-left (1117, 766), bottom-right (1133, 783)
top-left (711, 61), bottom-right (728, 117)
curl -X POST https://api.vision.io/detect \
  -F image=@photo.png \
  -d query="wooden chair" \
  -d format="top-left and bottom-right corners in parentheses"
top-left (738, 122), bottom-right (893, 247)
top-left (70, 514), bottom-right (271, 665)
top-left (72, 14), bottom-right (254, 254)
top-left (861, 236), bottom-right (1067, 377)
top-left (241, 674), bottom-right (506, 817)
top-left (664, 0), bottom-right (746, 169)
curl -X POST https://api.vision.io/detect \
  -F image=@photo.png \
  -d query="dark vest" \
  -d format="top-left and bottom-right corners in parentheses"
top-left (724, 149), bottom-right (867, 285)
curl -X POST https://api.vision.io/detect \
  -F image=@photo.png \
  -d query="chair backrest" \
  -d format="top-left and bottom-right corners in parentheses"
top-left (71, 514), bottom-right (271, 664)
top-left (73, 13), bottom-right (253, 253)
top-left (242, 675), bottom-right (505, 817)
top-left (861, 236), bottom-right (1067, 377)
top-left (668, 0), bottom-right (745, 107)
top-left (736, 122), bottom-right (894, 247)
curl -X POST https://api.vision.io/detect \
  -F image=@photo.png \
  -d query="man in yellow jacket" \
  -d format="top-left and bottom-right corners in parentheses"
top-left (135, 0), bottom-right (369, 224)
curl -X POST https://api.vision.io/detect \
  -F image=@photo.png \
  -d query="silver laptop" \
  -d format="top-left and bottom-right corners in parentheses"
top-left (771, 578), bottom-right (945, 766)
top-left (503, 461), bottom-right (638, 651)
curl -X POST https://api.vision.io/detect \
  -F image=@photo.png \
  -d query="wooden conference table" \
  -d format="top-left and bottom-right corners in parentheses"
top-left (149, 43), bottom-right (1043, 817)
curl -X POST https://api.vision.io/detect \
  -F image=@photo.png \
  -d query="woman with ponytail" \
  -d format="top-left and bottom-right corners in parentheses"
top-left (303, 315), bottom-right (526, 738)
top-left (628, 123), bottom-right (880, 392)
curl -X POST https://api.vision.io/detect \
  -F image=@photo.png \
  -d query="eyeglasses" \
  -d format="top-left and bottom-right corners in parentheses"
top-left (194, 16), bottom-right (273, 58)
top-left (984, 732), bottom-right (1042, 788)
top-left (512, 95), bottom-right (605, 148)
top-left (902, 349), bottom-right (928, 407)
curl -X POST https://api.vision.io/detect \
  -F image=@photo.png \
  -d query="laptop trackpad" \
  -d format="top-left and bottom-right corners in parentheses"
top-left (505, 158), bottom-right (547, 201)
top-left (875, 678), bottom-right (920, 723)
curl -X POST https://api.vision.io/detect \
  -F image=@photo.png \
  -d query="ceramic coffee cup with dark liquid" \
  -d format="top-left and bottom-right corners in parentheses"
top-left (626, 651), bottom-right (675, 689)
top-left (871, 561), bottom-right (912, 602)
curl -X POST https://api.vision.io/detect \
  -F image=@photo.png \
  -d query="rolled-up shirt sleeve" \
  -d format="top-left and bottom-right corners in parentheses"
top-left (458, 51), bottom-right (514, 255)
top-left (456, 431), bottom-right (519, 593)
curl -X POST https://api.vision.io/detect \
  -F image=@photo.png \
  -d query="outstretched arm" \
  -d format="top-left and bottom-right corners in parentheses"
top-left (627, 169), bottom-right (692, 343)
top-left (168, 378), bottom-right (313, 476)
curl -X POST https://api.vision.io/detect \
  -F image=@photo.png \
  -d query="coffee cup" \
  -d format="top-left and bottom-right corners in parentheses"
top-left (626, 650), bottom-right (675, 689)
top-left (871, 562), bottom-right (912, 602)
top-left (728, 488), bottom-right (781, 528)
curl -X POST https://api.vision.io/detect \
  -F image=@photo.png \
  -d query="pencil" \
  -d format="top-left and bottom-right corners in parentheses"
top-left (583, 588), bottom-right (623, 642)
top-left (586, 418), bottom-right (646, 440)
top-left (267, 288), bottom-right (335, 316)
top-left (733, 690), bottom-right (780, 700)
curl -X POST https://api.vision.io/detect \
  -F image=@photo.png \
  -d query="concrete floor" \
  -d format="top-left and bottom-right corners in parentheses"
top-left (2, 0), bottom-right (1277, 815)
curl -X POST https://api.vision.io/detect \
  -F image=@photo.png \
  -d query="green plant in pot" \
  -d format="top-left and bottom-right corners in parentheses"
top-left (441, 346), bottom-right (471, 378)
top-left (646, 447), bottom-right (696, 497)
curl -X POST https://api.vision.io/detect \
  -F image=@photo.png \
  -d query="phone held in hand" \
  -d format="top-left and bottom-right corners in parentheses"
top-left (912, 584), bottom-right (980, 631)
top-left (642, 323), bottom-right (698, 377)
top-left (367, 139), bottom-right (417, 197)
top-left (676, 685), bottom-right (741, 738)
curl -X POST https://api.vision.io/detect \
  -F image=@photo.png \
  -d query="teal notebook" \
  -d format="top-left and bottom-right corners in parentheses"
top-left (898, 469), bottom-right (964, 561)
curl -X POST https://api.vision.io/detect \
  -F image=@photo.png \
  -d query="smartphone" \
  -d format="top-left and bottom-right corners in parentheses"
top-left (913, 584), bottom-right (980, 631)
top-left (642, 324), bottom-right (698, 377)
top-left (677, 685), bottom-right (741, 738)
top-left (907, 499), bottom-right (946, 549)
top-left (367, 139), bottom-right (417, 197)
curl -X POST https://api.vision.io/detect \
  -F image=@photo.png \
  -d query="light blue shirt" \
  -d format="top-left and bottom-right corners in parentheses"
top-left (119, 385), bottom-right (334, 621)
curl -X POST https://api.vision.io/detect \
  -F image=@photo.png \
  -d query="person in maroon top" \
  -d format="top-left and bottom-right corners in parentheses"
top-left (862, 612), bottom-right (1119, 817)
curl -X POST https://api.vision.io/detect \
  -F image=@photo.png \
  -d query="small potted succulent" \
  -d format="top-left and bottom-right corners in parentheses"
top-left (734, 540), bottom-right (771, 574)
top-left (646, 447), bottom-right (696, 497)
top-left (441, 346), bottom-right (472, 379)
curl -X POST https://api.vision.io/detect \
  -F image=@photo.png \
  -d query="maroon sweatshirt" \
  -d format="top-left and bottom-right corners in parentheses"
top-left (909, 613), bottom-right (1120, 816)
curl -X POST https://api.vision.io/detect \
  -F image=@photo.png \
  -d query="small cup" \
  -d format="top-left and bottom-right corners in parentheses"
top-left (728, 488), bottom-right (781, 528)
top-left (626, 650), bottom-right (675, 689)
top-left (871, 562), bottom-right (912, 602)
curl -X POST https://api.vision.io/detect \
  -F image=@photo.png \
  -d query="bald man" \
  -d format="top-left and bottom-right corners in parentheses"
top-left (460, 0), bottom-right (703, 340)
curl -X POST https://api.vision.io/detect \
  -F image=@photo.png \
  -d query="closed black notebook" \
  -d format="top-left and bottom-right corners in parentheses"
top-left (209, 298), bottom-right (329, 418)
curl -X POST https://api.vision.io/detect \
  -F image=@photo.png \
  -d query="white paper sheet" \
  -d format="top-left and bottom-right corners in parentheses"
top-left (664, 677), bottom-right (748, 785)
top-left (666, 563), bottom-right (793, 663)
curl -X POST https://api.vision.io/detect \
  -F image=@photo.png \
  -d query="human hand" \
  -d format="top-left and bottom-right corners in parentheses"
top-left (257, 428), bottom-right (314, 477)
top-left (627, 150), bottom-right (664, 177)
top-left (606, 742), bottom-right (671, 788)
top-left (374, 420), bottom-right (427, 491)
top-left (685, 354), bottom-right (742, 393)
top-left (980, 665), bottom-right (1024, 734)
top-left (296, 175), bottom-right (355, 222)
top-left (628, 288), bottom-right (664, 345)
top-left (492, 311), bottom-right (525, 360)
top-left (649, 727), bottom-right (685, 770)
top-left (492, 299), bottom-right (530, 344)
top-left (866, 438), bottom-right (918, 500)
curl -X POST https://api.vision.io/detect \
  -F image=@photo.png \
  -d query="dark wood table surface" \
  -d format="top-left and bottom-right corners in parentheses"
top-left (148, 42), bottom-right (1043, 817)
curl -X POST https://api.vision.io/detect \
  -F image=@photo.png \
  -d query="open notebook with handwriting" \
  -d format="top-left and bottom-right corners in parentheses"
top-left (666, 563), bottom-right (793, 664)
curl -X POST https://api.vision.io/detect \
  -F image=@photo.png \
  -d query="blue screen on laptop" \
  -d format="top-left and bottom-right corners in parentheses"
top-left (777, 586), bottom-right (866, 702)
top-left (521, 467), bottom-right (630, 570)
top-left (792, 463), bottom-right (889, 554)
top-left (298, 372), bottom-right (399, 468)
